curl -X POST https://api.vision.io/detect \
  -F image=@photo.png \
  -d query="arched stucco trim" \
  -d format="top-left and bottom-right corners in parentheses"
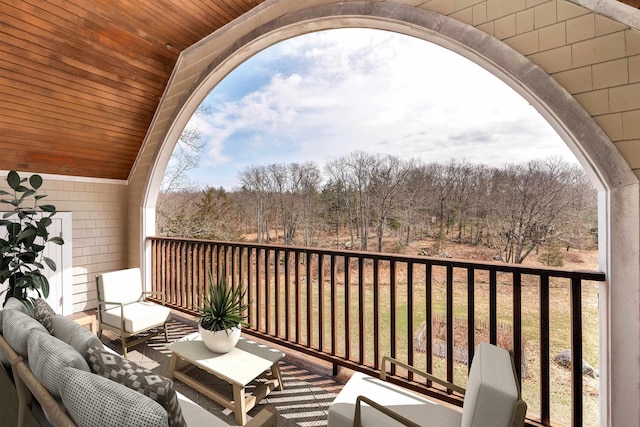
top-left (138, 2), bottom-right (640, 425)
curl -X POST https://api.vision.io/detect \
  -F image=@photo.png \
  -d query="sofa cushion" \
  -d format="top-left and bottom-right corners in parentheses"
top-left (33, 298), bottom-right (56, 334)
top-left (101, 301), bottom-right (171, 333)
top-left (59, 367), bottom-right (169, 427)
top-left (87, 345), bottom-right (186, 427)
top-left (28, 330), bottom-right (91, 397)
top-left (0, 297), bottom-right (32, 331)
top-left (51, 315), bottom-right (103, 359)
top-left (4, 297), bottom-right (31, 315)
top-left (3, 309), bottom-right (48, 357)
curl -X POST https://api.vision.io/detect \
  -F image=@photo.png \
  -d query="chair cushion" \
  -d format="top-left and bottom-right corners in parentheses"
top-left (97, 268), bottom-right (144, 305)
top-left (59, 367), bottom-right (169, 427)
top-left (2, 309), bottom-right (49, 357)
top-left (101, 301), bottom-right (171, 333)
top-left (52, 315), bottom-right (104, 358)
top-left (87, 345), bottom-right (186, 427)
top-left (33, 298), bottom-right (56, 334)
top-left (28, 330), bottom-right (91, 397)
top-left (461, 342), bottom-right (519, 427)
top-left (328, 372), bottom-right (462, 427)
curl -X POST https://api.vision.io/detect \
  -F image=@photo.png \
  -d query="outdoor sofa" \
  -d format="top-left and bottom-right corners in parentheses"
top-left (0, 297), bottom-right (277, 427)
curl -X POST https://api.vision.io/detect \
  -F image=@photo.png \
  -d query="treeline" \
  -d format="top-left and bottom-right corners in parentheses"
top-left (157, 153), bottom-right (596, 265)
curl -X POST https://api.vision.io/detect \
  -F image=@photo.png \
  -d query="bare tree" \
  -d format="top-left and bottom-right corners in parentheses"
top-left (325, 157), bottom-right (357, 248)
top-left (487, 158), bottom-right (588, 264)
top-left (238, 165), bottom-right (271, 243)
top-left (291, 162), bottom-right (321, 246)
top-left (344, 152), bottom-right (377, 251)
top-left (369, 155), bottom-right (414, 252)
top-left (158, 107), bottom-right (208, 208)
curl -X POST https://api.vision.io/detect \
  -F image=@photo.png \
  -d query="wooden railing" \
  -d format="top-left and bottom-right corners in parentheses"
top-left (149, 236), bottom-right (606, 427)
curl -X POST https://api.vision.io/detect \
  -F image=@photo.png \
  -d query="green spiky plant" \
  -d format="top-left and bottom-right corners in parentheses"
top-left (199, 270), bottom-right (249, 332)
top-left (0, 171), bottom-right (64, 311)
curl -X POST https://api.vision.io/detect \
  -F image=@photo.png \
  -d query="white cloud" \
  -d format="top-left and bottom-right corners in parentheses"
top-left (189, 28), bottom-right (575, 188)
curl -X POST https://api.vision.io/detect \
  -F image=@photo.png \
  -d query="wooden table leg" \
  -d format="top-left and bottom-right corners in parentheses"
top-left (233, 383), bottom-right (247, 425)
top-left (167, 352), bottom-right (178, 380)
top-left (271, 361), bottom-right (284, 391)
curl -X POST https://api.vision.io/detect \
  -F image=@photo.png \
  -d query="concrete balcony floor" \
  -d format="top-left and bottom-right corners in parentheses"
top-left (97, 311), bottom-right (345, 427)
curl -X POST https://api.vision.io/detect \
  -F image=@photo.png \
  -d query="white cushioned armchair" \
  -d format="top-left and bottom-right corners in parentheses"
top-left (96, 267), bottom-right (171, 358)
top-left (328, 342), bottom-right (527, 427)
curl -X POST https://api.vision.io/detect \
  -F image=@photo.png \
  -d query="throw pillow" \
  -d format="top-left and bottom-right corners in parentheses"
top-left (87, 345), bottom-right (186, 427)
top-left (2, 309), bottom-right (48, 357)
top-left (28, 330), bottom-right (91, 397)
top-left (59, 367), bottom-right (169, 427)
top-left (33, 298), bottom-right (56, 334)
top-left (51, 315), bottom-right (103, 359)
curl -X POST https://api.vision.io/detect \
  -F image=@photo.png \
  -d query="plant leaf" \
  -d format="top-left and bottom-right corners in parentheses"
top-left (6, 223), bottom-right (21, 237)
top-left (40, 205), bottom-right (57, 213)
top-left (6, 171), bottom-right (20, 190)
top-left (48, 236), bottom-right (64, 245)
top-left (29, 175), bottom-right (43, 190)
top-left (43, 257), bottom-right (56, 271)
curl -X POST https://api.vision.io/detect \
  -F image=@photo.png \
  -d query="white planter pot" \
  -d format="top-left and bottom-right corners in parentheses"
top-left (198, 323), bottom-right (241, 353)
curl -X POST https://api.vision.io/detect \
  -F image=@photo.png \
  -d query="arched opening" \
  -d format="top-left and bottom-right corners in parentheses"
top-left (139, 3), bottom-right (640, 426)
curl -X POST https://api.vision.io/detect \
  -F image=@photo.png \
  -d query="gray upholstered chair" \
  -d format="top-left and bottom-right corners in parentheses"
top-left (96, 268), bottom-right (171, 358)
top-left (328, 342), bottom-right (527, 427)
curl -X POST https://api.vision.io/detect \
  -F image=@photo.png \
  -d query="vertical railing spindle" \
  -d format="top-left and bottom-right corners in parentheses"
top-left (489, 269), bottom-right (497, 345)
top-left (513, 272), bottom-right (523, 382)
top-left (467, 267), bottom-right (475, 371)
top-left (318, 253), bottom-right (324, 351)
top-left (446, 264), bottom-right (454, 387)
top-left (571, 278), bottom-right (583, 427)
top-left (373, 259), bottom-right (380, 370)
top-left (390, 260), bottom-right (397, 375)
top-left (540, 274), bottom-right (551, 425)
top-left (407, 261), bottom-right (414, 381)
top-left (358, 257), bottom-right (365, 365)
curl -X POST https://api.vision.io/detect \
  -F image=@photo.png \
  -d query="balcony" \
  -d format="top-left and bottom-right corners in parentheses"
top-left (149, 236), bottom-right (606, 427)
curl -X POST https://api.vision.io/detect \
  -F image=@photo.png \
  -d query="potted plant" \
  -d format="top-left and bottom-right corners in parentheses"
top-left (0, 171), bottom-right (64, 312)
top-left (198, 270), bottom-right (249, 353)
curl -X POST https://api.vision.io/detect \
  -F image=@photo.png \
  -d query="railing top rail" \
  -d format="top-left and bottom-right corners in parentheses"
top-left (148, 236), bottom-right (606, 282)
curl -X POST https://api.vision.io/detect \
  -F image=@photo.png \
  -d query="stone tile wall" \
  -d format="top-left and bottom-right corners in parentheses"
top-left (418, 0), bottom-right (640, 178)
top-left (0, 174), bottom-right (128, 312)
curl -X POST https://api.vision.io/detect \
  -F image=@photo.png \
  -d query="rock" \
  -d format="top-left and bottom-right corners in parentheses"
top-left (554, 350), bottom-right (599, 378)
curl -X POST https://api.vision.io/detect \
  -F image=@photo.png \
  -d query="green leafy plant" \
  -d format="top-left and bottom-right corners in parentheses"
top-left (0, 171), bottom-right (64, 310)
top-left (198, 270), bottom-right (249, 332)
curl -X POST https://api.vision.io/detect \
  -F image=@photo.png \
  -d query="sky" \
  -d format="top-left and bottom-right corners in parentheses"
top-left (181, 28), bottom-right (577, 190)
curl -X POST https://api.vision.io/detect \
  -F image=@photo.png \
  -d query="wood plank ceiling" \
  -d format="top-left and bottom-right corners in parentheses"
top-left (0, 0), bottom-right (263, 180)
top-left (0, 0), bottom-right (636, 180)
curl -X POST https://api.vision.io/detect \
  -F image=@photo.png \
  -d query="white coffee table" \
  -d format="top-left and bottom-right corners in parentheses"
top-left (167, 332), bottom-right (285, 425)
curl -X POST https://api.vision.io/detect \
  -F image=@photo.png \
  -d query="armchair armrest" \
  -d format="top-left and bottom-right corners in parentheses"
top-left (381, 356), bottom-right (465, 395)
top-left (354, 395), bottom-right (421, 427)
top-left (96, 300), bottom-right (126, 331)
top-left (97, 300), bottom-right (125, 309)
